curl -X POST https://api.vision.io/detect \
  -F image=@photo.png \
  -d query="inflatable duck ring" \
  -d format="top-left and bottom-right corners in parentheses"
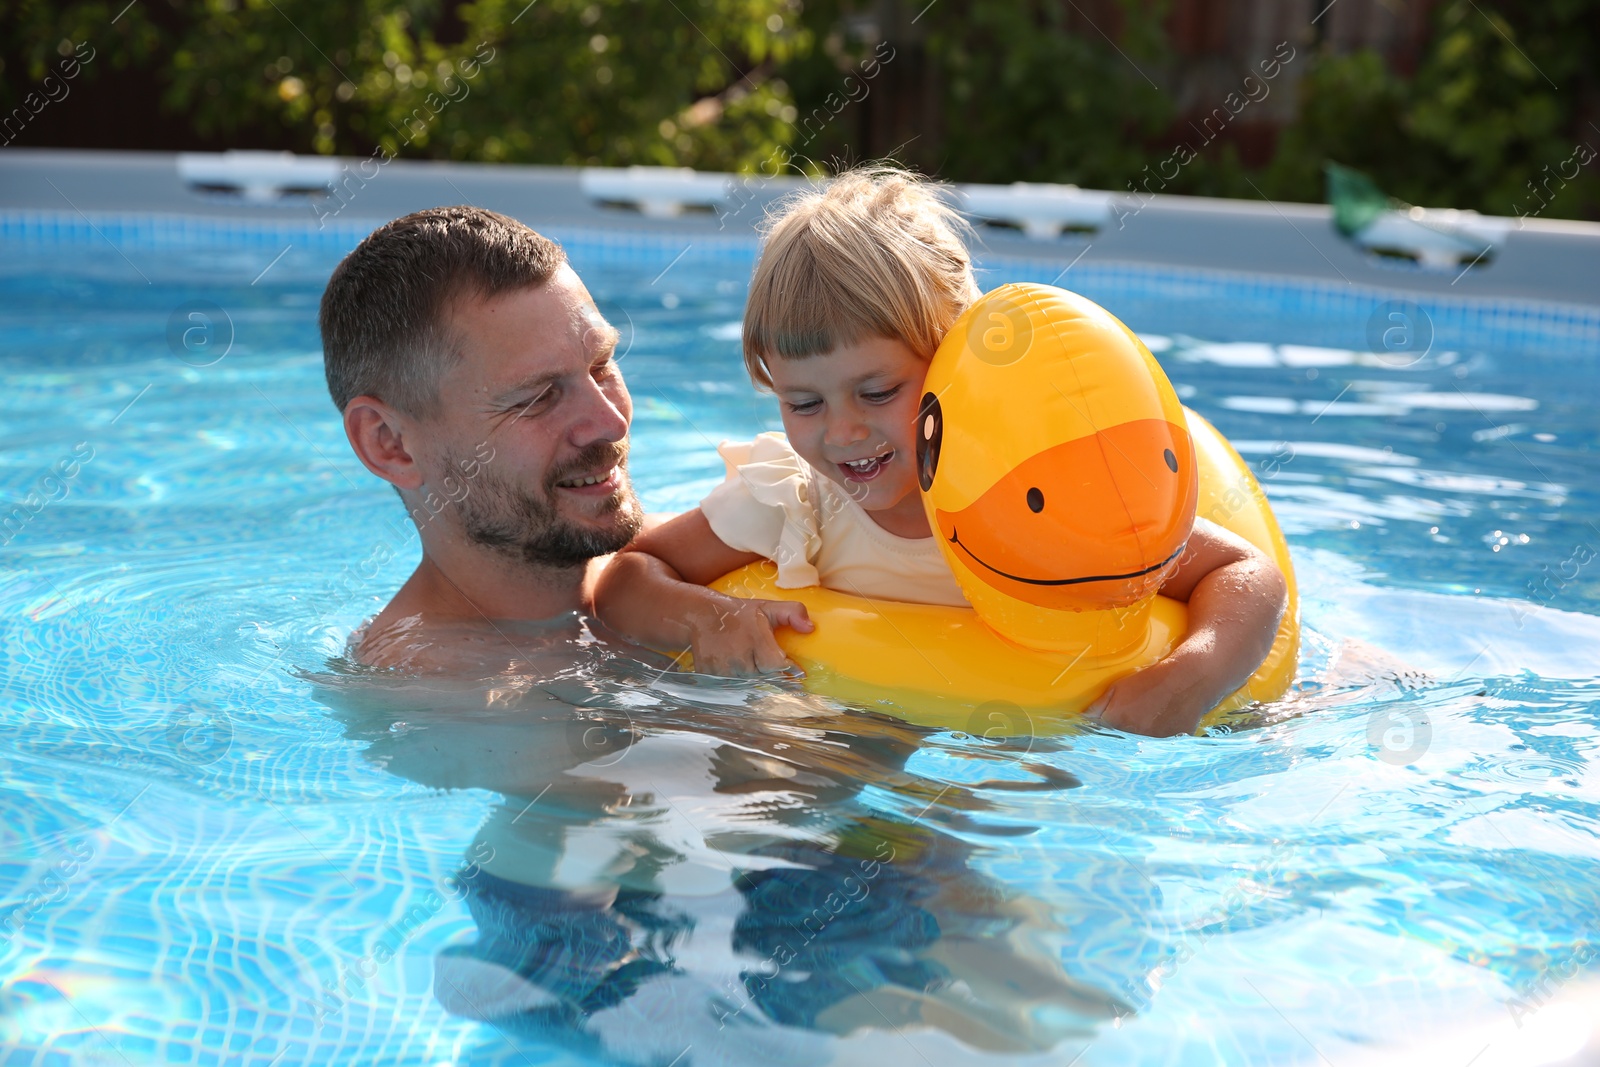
top-left (712, 283), bottom-right (1299, 730)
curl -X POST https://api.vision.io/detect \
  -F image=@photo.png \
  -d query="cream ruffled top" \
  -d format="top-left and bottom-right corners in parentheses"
top-left (700, 432), bottom-right (969, 607)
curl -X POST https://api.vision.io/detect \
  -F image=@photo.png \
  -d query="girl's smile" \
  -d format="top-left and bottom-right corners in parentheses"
top-left (767, 336), bottom-right (932, 539)
top-left (839, 447), bottom-right (895, 481)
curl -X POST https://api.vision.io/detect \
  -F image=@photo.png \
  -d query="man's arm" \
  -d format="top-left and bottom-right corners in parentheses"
top-left (1087, 519), bottom-right (1288, 736)
top-left (594, 509), bottom-right (813, 675)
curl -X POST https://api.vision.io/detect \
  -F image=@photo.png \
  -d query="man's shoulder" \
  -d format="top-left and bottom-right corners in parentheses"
top-left (351, 606), bottom-right (430, 669)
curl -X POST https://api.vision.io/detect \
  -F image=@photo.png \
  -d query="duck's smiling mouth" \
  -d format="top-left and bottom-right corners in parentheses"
top-left (946, 527), bottom-right (1187, 586)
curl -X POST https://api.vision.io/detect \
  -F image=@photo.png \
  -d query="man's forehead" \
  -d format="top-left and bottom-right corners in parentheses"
top-left (450, 265), bottom-right (585, 336)
top-left (446, 269), bottom-right (617, 384)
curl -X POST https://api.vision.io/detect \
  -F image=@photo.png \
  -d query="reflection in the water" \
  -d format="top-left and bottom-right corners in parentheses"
top-left (312, 619), bottom-right (1128, 1064)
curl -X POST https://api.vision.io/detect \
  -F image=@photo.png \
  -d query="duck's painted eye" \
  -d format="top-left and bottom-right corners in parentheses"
top-left (916, 392), bottom-right (942, 491)
top-left (1163, 448), bottom-right (1178, 473)
top-left (1026, 487), bottom-right (1044, 513)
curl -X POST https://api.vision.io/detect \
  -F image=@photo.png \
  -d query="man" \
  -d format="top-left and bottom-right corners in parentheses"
top-left (320, 206), bottom-right (646, 667)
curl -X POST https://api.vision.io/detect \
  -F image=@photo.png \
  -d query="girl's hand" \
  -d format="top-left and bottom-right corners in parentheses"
top-left (687, 596), bottom-right (814, 676)
top-left (1084, 519), bottom-right (1287, 736)
top-left (1084, 650), bottom-right (1215, 737)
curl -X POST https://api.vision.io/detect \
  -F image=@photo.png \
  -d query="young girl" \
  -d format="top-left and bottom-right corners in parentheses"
top-left (595, 168), bottom-right (1287, 736)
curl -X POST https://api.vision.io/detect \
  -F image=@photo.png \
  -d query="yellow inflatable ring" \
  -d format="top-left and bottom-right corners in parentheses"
top-left (712, 284), bottom-right (1298, 731)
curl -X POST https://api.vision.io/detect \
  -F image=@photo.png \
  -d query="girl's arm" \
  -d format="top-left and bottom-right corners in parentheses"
top-left (1087, 519), bottom-right (1287, 736)
top-left (594, 508), bottom-right (813, 675)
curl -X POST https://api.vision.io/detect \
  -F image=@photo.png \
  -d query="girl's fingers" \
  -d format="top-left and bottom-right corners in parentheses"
top-left (753, 631), bottom-right (793, 674)
top-left (759, 599), bottom-right (814, 633)
top-left (783, 602), bottom-right (814, 633)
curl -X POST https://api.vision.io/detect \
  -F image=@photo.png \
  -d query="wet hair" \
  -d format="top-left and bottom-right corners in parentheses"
top-left (320, 206), bottom-right (566, 416)
top-left (741, 165), bottom-right (981, 388)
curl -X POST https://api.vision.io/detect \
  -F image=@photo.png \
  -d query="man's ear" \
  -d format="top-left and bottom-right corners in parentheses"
top-left (343, 395), bottom-right (425, 491)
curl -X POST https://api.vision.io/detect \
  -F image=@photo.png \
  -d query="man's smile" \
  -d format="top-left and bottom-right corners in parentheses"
top-left (548, 441), bottom-right (631, 500)
top-left (555, 465), bottom-right (621, 493)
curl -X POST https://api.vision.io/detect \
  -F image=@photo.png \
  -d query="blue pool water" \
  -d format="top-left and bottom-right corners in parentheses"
top-left (2, 212), bottom-right (1599, 1066)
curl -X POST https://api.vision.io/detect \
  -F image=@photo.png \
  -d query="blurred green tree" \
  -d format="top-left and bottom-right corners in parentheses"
top-left (927, 0), bottom-right (1173, 188)
top-left (1, 0), bottom-right (808, 170)
top-left (0, 0), bottom-right (164, 110)
top-left (159, 0), bottom-right (807, 171)
top-left (3, 0), bottom-right (1596, 220)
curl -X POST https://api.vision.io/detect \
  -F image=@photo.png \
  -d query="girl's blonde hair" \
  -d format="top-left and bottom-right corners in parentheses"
top-left (742, 166), bottom-right (981, 388)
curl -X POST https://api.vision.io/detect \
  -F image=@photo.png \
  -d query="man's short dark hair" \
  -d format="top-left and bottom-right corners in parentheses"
top-left (320, 206), bottom-right (567, 416)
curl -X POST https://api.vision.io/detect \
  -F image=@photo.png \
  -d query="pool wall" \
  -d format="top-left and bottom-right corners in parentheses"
top-left (3, 147), bottom-right (1598, 310)
top-left (2, 176), bottom-right (1595, 364)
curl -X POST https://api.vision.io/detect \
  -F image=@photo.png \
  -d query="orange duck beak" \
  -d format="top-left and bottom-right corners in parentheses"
top-left (934, 418), bottom-right (1198, 611)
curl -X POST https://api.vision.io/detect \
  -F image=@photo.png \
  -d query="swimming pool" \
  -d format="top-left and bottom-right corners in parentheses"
top-left (2, 210), bottom-right (1598, 1066)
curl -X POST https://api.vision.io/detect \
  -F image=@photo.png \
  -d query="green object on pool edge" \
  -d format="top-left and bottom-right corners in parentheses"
top-left (1325, 161), bottom-right (1394, 238)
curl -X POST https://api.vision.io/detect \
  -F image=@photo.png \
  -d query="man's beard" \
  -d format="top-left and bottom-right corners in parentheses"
top-left (443, 441), bottom-right (644, 570)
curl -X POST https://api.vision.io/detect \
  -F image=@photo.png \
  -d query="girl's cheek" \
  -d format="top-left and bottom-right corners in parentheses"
top-left (892, 394), bottom-right (925, 451)
top-left (777, 412), bottom-right (828, 470)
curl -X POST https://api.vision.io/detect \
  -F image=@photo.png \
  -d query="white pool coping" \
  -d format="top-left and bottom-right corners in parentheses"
top-left (2, 148), bottom-right (1597, 309)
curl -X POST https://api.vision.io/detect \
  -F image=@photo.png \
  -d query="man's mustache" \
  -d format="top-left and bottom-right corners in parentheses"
top-left (545, 440), bottom-right (630, 492)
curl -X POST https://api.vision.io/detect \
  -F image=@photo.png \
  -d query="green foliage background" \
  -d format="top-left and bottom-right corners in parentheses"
top-left (1264, 1), bottom-right (1599, 221)
top-left (2, 0), bottom-right (1596, 219)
